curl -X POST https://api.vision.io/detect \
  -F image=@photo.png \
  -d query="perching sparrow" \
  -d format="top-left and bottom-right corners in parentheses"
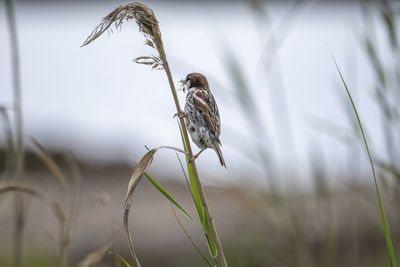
top-left (180, 73), bottom-right (226, 168)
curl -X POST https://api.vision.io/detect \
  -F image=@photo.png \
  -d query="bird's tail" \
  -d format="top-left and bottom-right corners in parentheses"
top-left (214, 144), bottom-right (226, 168)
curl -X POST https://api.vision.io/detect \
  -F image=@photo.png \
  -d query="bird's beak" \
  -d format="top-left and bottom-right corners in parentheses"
top-left (179, 79), bottom-right (186, 85)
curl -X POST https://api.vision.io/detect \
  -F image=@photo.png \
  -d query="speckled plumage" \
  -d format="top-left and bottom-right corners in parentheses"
top-left (183, 73), bottom-right (226, 168)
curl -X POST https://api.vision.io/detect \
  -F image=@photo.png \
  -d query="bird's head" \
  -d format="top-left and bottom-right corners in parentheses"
top-left (183, 73), bottom-right (210, 91)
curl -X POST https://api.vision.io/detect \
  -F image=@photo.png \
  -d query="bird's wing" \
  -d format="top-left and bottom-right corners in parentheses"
top-left (193, 90), bottom-right (220, 137)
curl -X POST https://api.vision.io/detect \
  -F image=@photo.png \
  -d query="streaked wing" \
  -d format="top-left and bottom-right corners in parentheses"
top-left (193, 90), bottom-right (219, 136)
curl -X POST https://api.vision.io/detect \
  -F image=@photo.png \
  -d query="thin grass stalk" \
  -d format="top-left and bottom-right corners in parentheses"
top-left (64, 154), bottom-right (82, 252)
top-left (170, 204), bottom-right (214, 267)
top-left (31, 139), bottom-right (70, 267)
top-left (0, 107), bottom-right (15, 183)
top-left (95, 192), bottom-right (119, 267)
top-left (5, 1), bottom-right (23, 175)
top-left (331, 52), bottom-right (397, 267)
top-left (5, 1), bottom-right (25, 266)
top-left (58, 154), bottom-right (83, 267)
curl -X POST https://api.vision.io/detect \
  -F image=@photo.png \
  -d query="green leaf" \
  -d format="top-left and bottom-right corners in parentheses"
top-left (178, 123), bottom-right (205, 223)
top-left (143, 171), bottom-right (201, 229)
top-left (176, 152), bottom-right (218, 258)
top-left (109, 252), bottom-right (131, 267)
top-left (330, 51), bottom-right (397, 267)
top-left (203, 217), bottom-right (218, 258)
top-left (177, 122), bottom-right (217, 258)
top-left (175, 152), bottom-right (191, 192)
top-left (170, 205), bottom-right (214, 267)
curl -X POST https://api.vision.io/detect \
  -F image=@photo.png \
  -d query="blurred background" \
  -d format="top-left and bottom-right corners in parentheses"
top-left (1, 0), bottom-right (400, 266)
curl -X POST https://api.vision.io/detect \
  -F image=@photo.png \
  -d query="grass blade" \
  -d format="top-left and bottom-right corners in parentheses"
top-left (170, 204), bottom-right (214, 267)
top-left (143, 171), bottom-right (201, 228)
top-left (178, 123), bottom-right (218, 258)
top-left (330, 51), bottom-right (397, 267)
top-left (123, 145), bottom-right (190, 267)
top-left (124, 149), bottom-right (156, 267)
top-left (63, 153), bottom-right (82, 247)
top-left (175, 152), bottom-right (191, 192)
top-left (203, 217), bottom-right (218, 258)
top-left (110, 252), bottom-right (131, 267)
top-left (178, 123), bottom-right (205, 223)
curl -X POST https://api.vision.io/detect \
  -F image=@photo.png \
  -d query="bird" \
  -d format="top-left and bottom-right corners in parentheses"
top-left (177, 73), bottom-right (226, 168)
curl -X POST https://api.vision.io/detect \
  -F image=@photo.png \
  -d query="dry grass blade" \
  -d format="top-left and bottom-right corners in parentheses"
top-left (77, 239), bottom-right (113, 267)
top-left (124, 145), bottom-right (185, 267)
top-left (124, 149), bottom-right (155, 267)
top-left (64, 153), bottom-right (82, 246)
top-left (0, 185), bottom-right (65, 223)
top-left (31, 138), bottom-right (67, 192)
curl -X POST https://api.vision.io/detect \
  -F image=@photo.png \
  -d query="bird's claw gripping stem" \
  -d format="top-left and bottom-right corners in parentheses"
top-left (188, 148), bottom-right (205, 164)
top-left (173, 111), bottom-right (187, 119)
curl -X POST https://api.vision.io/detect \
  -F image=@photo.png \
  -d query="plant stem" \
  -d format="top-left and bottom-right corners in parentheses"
top-left (5, 0), bottom-right (25, 266)
top-left (158, 48), bottom-right (228, 267)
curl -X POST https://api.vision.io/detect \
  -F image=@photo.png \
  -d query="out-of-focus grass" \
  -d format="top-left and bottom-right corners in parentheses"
top-left (359, 1), bottom-right (400, 182)
top-left (0, 156), bottom-right (399, 267)
top-left (219, 0), bottom-right (399, 266)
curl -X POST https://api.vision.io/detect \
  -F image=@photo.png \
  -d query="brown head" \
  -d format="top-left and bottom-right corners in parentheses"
top-left (185, 73), bottom-right (210, 90)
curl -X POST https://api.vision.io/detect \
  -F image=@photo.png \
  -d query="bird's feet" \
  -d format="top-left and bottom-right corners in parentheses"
top-left (188, 155), bottom-right (197, 164)
top-left (188, 149), bottom-right (205, 164)
top-left (173, 111), bottom-right (187, 119)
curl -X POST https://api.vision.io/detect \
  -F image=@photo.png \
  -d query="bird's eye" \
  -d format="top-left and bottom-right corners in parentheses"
top-left (186, 75), bottom-right (190, 81)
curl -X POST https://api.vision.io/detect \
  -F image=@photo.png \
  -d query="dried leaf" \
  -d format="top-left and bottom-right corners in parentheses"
top-left (123, 148), bottom-right (155, 267)
top-left (123, 145), bottom-right (185, 266)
